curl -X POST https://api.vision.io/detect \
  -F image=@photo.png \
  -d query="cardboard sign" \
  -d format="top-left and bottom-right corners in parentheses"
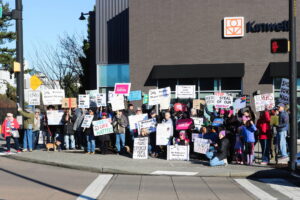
top-left (92, 119), bottom-right (113, 136)
top-left (176, 119), bottom-right (193, 130)
top-left (128, 114), bottom-right (148, 130)
top-left (212, 118), bottom-right (224, 127)
top-left (279, 78), bottom-right (289, 105)
top-left (62, 98), bottom-right (77, 108)
top-left (42, 89), bottom-right (65, 105)
top-left (47, 110), bottom-right (64, 125)
top-left (78, 95), bottom-right (90, 109)
top-left (81, 115), bottom-right (94, 128)
top-left (233, 97), bottom-right (246, 114)
top-left (28, 90), bottom-right (40, 106)
top-left (193, 99), bottom-right (205, 110)
top-left (133, 137), bottom-right (148, 159)
top-left (156, 123), bottom-right (173, 145)
top-left (194, 138), bottom-right (210, 154)
top-left (192, 133), bottom-right (201, 142)
top-left (175, 85), bottom-right (196, 99)
top-left (215, 93), bottom-right (233, 109)
top-left (167, 145), bottom-right (190, 161)
top-left (254, 93), bottom-right (275, 112)
top-left (205, 95), bottom-right (215, 106)
top-left (128, 90), bottom-right (142, 101)
top-left (111, 95), bottom-right (125, 111)
top-left (96, 93), bottom-right (107, 107)
top-left (114, 83), bottom-right (131, 95)
top-left (138, 118), bottom-right (157, 135)
top-left (191, 117), bottom-right (203, 131)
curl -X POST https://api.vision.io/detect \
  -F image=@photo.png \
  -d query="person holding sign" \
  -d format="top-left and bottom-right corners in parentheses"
top-left (276, 103), bottom-right (289, 161)
top-left (62, 110), bottom-right (75, 150)
top-left (18, 107), bottom-right (34, 152)
top-left (98, 113), bottom-right (111, 154)
top-left (84, 109), bottom-right (98, 154)
top-left (241, 119), bottom-right (257, 166)
top-left (1, 113), bottom-right (21, 153)
top-left (112, 110), bottom-right (128, 155)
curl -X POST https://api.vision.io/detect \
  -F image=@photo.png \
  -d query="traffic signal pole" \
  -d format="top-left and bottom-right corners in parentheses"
top-left (289, 0), bottom-right (297, 172)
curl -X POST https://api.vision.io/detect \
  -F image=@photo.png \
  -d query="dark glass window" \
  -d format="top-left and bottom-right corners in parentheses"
top-left (221, 78), bottom-right (241, 90)
top-left (158, 79), bottom-right (177, 91)
top-left (200, 78), bottom-right (214, 91)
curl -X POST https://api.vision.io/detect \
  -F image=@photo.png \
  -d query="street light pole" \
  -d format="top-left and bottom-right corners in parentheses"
top-left (289, 0), bottom-right (297, 172)
top-left (15, 0), bottom-right (24, 109)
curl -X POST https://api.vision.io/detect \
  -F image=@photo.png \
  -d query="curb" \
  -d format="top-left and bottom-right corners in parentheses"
top-left (6, 155), bottom-right (291, 178)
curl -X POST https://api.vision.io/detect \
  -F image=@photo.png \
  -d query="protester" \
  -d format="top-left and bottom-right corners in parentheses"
top-left (276, 103), bottom-right (289, 161)
top-left (98, 112), bottom-right (111, 154)
top-left (241, 119), bottom-right (257, 165)
top-left (32, 109), bottom-right (41, 150)
top-left (176, 131), bottom-right (190, 145)
top-left (62, 109), bottom-right (75, 150)
top-left (18, 107), bottom-right (34, 152)
top-left (112, 110), bottom-right (128, 155)
top-left (1, 113), bottom-right (21, 153)
top-left (73, 108), bottom-right (85, 150)
top-left (84, 109), bottom-right (98, 154)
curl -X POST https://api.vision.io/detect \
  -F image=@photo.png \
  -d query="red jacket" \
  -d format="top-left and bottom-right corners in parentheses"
top-left (1, 118), bottom-right (20, 138)
top-left (256, 111), bottom-right (271, 140)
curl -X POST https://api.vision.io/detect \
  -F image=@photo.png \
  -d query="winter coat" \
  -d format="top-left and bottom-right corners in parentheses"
top-left (73, 112), bottom-right (85, 132)
top-left (241, 124), bottom-right (257, 143)
top-left (215, 137), bottom-right (230, 160)
top-left (256, 111), bottom-right (271, 140)
top-left (18, 110), bottom-right (34, 129)
top-left (84, 115), bottom-right (98, 136)
top-left (62, 114), bottom-right (75, 135)
top-left (277, 110), bottom-right (289, 132)
top-left (1, 118), bottom-right (20, 138)
top-left (112, 114), bottom-right (128, 134)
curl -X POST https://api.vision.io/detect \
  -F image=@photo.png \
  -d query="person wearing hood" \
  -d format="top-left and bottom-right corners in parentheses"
top-left (18, 107), bottom-right (34, 152)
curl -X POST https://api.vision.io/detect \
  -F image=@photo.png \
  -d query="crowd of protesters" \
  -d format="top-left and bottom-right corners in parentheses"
top-left (0, 99), bottom-right (290, 167)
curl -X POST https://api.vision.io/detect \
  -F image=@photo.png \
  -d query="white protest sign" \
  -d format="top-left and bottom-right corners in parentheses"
top-left (148, 87), bottom-right (171, 106)
top-left (47, 110), bottom-right (64, 125)
top-left (16, 115), bottom-right (23, 125)
top-left (192, 133), bottom-right (201, 142)
top-left (215, 93), bottom-right (233, 109)
top-left (254, 93), bottom-right (275, 112)
top-left (129, 114), bottom-right (148, 130)
top-left (92, 119), bottom-right (113, 136)
top-left (88, 93), bottom-right (98, 108)
top-left (78, 95), bottom-right (90, 109)
top-left (191, 117), bottom-right (203, 131)
top-left (111, 95), bottom-right (125, 111)
top-left (81, 115), bottom-right (94, 128)
top-left (205, 95), bottom-right (215, 106)
top-left (194, 138), bottom-right (210, 154)
top-left (156, 123), bottom-right (173, 145)
top-left (148, 89), bottom-right (159, 106)
top-left (133, 137), bottom-right (148, 159)
top-left (138, 118), bottom-right (157, 135)
top-left (279, 78), bottom-right (289, 105)
top-left (233, 97), bottom-right (246, 114)
top-left (96, 93), bottom-right (107, 107)
top-left (108, 91), bottom-right (115, 103)
top-left (175, 85), bottom-right (196, 99)
top-left (167, 145), bottom-right (190, 161)
top-left (42, 89), bottom-right (65, 105)
top-left (28, 90), bottom-right (40, 105)
top-left (160, 97), bottom-right (171, 110)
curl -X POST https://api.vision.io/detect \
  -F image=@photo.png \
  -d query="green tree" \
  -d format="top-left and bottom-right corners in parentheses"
top-left (6, 82), bottom-right (16, 101)
top-left (0, 1), bottom-right (16, 71)
top-left (78, 39), bottom-right (89, 93)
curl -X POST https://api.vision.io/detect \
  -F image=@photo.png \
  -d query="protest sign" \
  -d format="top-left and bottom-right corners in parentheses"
top-left (47, 110), bottom-right (64, 125)
top-left (212, 118), bottom-right (224, 127)
top-left (128, 90), bottom-right (142, 101)
top-left (138, 118), bottom-right (157, 135)
top-left (215, 93), bottom-right (233, 109)
top-left (28, 90), bottom-right (40, 106)
top-left (114, 83), bottom-right (131, 95)
top-left (108, 91), bottom-right (115, 103)
top-left (85, 90), bottom-right (98, 95)
top-left (129, 114), bottom-right (148, 130)
top-left (205, 95), bottom-right (215, 106)
top-left (176, 118), bottom-right (193, 130)
top-left (111, 95), bottom-right (125, 111)
top-left (174, 103), bottom-right (188, 112)
top-left (194, 138), bottom-right (210, 154)
top-left (156, 123), bottom-right (173, 145)
top-left (279, 78), bottom-right (289, 104)
top-left (175, 85), bottom-right (196, 99)
top-left (81, 115), bottom-right (94, 128)
top-left (96, 93), bottom-right (107, 107)
top-left (143, 94), bottom-right (149, 104)
top-left (192, 133), bottom-right (201, 142)
top-left (133, 137), bottom-right (148, 159)
top-left (233, 97), bottom-right (246, 114)
top-left (148, 89), bottom-right (159, 105)
top-left (193, 99), bottom-right (205, 110)
top-left (62, 98), bottom-right (77, 108)
top-left (78, 95), bottom-right (90, 108)
top-left (92, 119), bottom-right (113, 136)
top-left (149, 87), bottom-right (171, 106)
top-left (16, 115), bottom-right (23, 125)
top-left (42, 89), bottom-right (65, 105)
top-left (254, 93), bottom-right (275, 112)
top-left (160, 97), bottom-right (171, 110)
top-left (167, 145), bottom-right (190, 161)
top-left (89, 93), bottom-right (98, 107)
top-left (191, 117), bottom-right (203, 131)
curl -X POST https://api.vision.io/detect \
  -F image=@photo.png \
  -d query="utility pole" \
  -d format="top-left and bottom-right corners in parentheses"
top-left (289, 0), bottom-right (297, 172)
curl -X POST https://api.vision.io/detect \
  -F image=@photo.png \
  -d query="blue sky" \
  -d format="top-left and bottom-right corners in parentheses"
top-left (5, 0), bottom-right (95, 68)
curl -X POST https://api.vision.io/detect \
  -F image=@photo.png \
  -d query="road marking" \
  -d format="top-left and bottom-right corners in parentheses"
top-left (235, 179), bottom-right (277, 200)
top-left (151, 171), bottom-right (198, 176)
top-left (77, 174), bottom-right (113, 200)
top-left (260, 178), bottom-right (300, 200)
top-left (0, 152), bottom-right (16, 156)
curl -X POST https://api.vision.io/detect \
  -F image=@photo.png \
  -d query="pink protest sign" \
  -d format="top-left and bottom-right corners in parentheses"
top-left (114, 83), bottom-right (131, 95)
top-left (176, 119), bottom-right (193, 130)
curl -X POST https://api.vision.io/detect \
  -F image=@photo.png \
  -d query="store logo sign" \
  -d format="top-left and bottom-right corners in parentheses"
top-left (223, 17), bottom-right (244, 38)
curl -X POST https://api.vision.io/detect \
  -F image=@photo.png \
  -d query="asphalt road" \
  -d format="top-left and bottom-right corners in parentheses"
top-left (1, 157), bottom-right (300, 200)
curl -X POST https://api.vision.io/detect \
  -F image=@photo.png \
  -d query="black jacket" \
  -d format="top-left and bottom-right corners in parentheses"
top-left (62, 114), bottom-right (75, 135)
top-left (215, 137), bottom-right (230, 160)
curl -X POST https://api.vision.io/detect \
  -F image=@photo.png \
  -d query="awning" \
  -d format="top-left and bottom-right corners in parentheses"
top-left (148, 63), bottom-right (245, 80)
top-left (269, 62), bottom-right (300, 77)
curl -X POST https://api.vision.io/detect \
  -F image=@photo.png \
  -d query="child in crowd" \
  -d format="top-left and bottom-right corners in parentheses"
top-left (176, 131), bottom-right (190, 145)
top-left (241, 119), bottom-right (257, 165)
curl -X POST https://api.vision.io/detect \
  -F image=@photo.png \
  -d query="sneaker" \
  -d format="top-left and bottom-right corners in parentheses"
top-left (90, 152), bottom-right (95, 155)
top-left (5, 150), bottom-right (10, 154)
top-left (29, 149), bottom-right (33, 152)
top-left (224, 159), bottom-right (228, 166)
top-left (85, 152), bottom-right (91, 155)
top-left (22, 149), bottom-right (28, 152)
top-left (17, 150), bottom-right (21, 153)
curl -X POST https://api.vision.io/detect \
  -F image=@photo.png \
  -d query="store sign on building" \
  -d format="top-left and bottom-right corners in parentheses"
top-left (246, 20), bottom-right (289, 33)
top-left (223, 17), bottom-right (244, 38)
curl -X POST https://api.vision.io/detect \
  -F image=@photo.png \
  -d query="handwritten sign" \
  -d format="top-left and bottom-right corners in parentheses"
top-left (111, 95), bottom-right (125, 111)
top-left (167, 145), bottom-right (190, 161)
top-left (42, 89), bottom-right (65, 105)
top-left (194, 138), bottom-right (210, 154)
top-left (148, 87), bottom-right (171, 106)
top-left (175, 85), bottom-right (196, 99)
top-left (96, 93), bottom-right (107, 107)
top-left (279, 78), bottom-right (289, 105)
top-left (133, 137), bottom-right (148, 159)
top-left (191, 117), bottom-right (203, 131)
top-left (47, 110), bottom-right (64, 125)
top-left (28, 90), bottom-right (40, 106)
top-left (254, 93), bottom-right (275, 112)
top-left (215, 93), bottom-right (233, 109)
top-left (205, 95), bottom-right (215, 106)
top-left (156, 123), bottom-right (173, 145)
top-left (114, 83), bottom-right (131, 95)
top-left (78, 95), bottom-right (90, 108)
top-left (92, 119), bottom-right (113, 136)
top-left (81, 115), bottom-right (94, 128)
top-left (128, 114), bottom-right (148, 130)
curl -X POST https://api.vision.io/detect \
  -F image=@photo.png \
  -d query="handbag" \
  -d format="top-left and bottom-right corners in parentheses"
top-left (11, 130), bottom-right (20, 138)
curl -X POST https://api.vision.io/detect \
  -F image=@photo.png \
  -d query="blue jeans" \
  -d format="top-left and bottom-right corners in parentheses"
top-left (205, 151), bottom-right (225, 166)
top-left (260, 139), bottom-right (270, 162)
top-left (32, 131), bottom-right (39, 150)
top-left (23, 129), bottom-right (33, 150)
top-left (115, 133), bottom-right (125, 153)
top-left (64, 134), bottom-right (75, 149)
top-left (277, 130), bottom-right (288, 157)
top-left (86, 135), bottom-right (95, 153)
